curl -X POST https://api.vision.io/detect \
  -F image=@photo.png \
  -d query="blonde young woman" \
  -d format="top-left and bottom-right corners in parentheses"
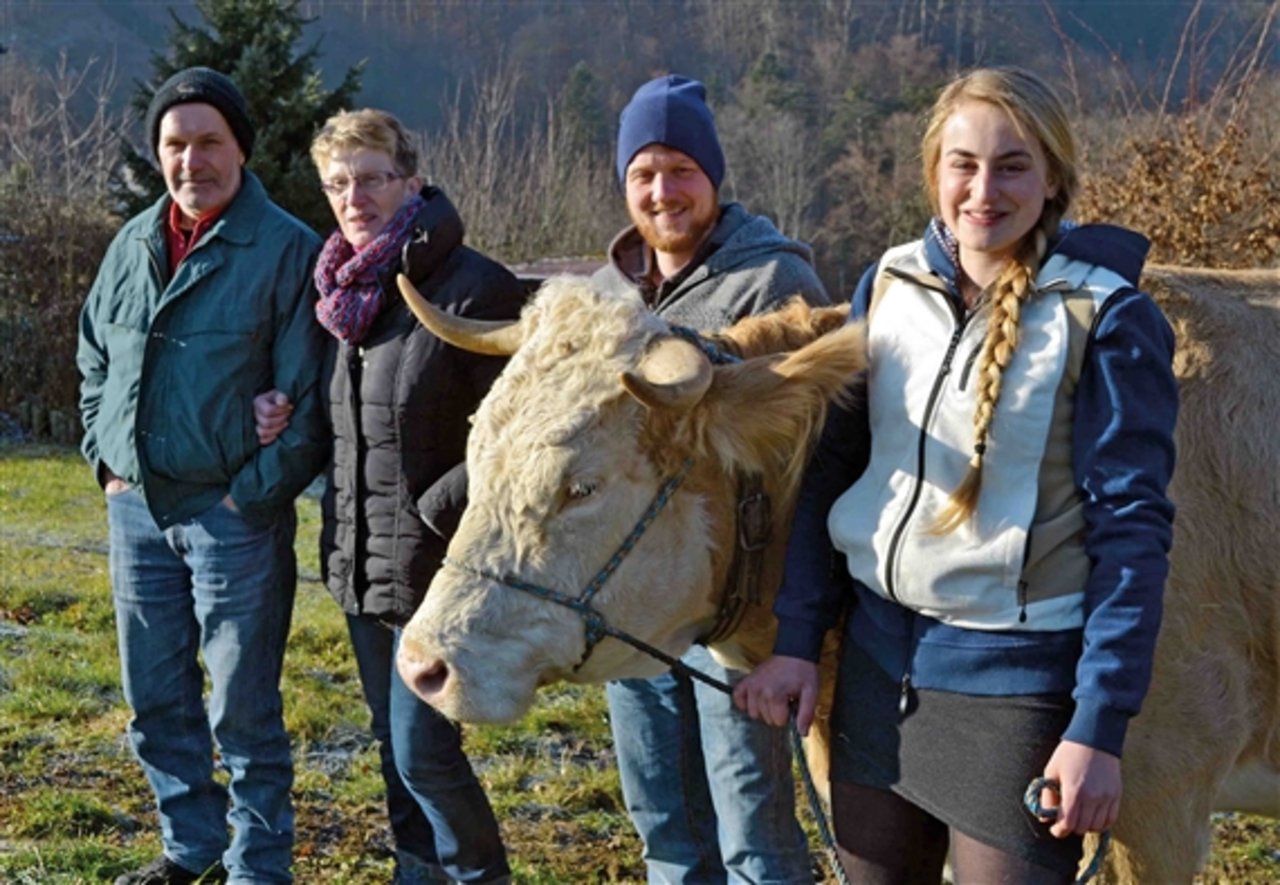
top-left (258, 109), bottom-right (523, 883)
top-left (735, 68), bottom-right (1178, 883)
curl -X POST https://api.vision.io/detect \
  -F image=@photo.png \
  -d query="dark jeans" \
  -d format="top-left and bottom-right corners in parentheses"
top-left (346, 614), bottom-right (509, 883)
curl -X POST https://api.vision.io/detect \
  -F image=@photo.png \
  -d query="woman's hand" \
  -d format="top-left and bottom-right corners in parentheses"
top-left (1040, 740), bottom-right (1122, 837)
top-left (254, 390), bottom-right (293, 446)
top-left (733, 655), bottom-right (820, 735)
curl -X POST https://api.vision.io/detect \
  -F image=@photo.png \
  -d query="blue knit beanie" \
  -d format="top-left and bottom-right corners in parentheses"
top-left (616, 75), bottom-right (725, 188)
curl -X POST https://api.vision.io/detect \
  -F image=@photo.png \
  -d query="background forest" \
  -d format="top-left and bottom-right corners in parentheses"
top-left (0, 0), bottom-right (1278, 438)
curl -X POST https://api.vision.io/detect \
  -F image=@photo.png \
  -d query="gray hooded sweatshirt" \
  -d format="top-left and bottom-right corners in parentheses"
top-left (592, 202), bottom-right (830, 330)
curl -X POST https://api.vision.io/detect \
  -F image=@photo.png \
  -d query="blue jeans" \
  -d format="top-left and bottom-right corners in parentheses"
top-left (606, 645), bottom-right (813, 884)
top-left (346, 615), bottom-right (509, 883)
top-left (107, 489), bottom-right (296, 882)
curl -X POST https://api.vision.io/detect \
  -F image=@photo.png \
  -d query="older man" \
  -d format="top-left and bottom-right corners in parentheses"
top-left (593, 74), bottom-right (827, 884)
top-left (77, 67), bottom-right (329, 885)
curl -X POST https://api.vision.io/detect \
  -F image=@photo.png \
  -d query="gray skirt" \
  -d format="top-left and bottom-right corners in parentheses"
top-left (829, 640), bottom-right (1085, 876)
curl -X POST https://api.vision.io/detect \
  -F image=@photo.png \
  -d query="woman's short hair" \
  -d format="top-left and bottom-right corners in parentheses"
top-left (921, 67), bottom-right (1078, 237)
top-left (310, 108), bottom-right (419, 178)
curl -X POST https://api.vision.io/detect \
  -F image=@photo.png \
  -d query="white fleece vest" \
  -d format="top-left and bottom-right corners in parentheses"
top-left (829, 240), bottom-right (1129, 630)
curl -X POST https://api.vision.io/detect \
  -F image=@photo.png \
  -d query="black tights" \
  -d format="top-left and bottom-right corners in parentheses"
top-left (830, 781), bottom-right (1074, 885)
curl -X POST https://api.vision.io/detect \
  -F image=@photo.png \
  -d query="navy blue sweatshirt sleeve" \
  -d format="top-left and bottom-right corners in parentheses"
top-left (1065, 288), bottom-right (1178, 756)
top-left (771, 264), bottom-right (877, 660)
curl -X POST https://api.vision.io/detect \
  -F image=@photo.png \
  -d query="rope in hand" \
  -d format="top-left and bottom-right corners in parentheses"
top-left (785, 713), bottom-right (853, 885)
top-left (1023, 777), bottom-right (1112, 884)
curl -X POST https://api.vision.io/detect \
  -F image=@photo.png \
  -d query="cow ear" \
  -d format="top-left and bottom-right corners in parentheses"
top-left (698, 321), bottom-right (868, 478)
top-left (621, 335), bottom-right (713, 412)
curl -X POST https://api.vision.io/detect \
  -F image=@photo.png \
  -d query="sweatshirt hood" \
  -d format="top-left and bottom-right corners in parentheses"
top-left (606, 202), bottom-right (815, 285)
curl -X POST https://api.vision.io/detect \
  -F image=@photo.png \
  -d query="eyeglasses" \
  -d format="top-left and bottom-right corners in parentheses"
top-left (320, 171), bottom-right (403, 196)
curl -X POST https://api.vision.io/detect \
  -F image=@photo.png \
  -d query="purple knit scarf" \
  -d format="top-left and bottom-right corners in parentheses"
top-left (314, 194), bottom-right (425, 343)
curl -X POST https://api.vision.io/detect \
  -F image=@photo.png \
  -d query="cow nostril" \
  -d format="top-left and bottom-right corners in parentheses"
top-left (396, 642), bottom-right (450, 702)
top-left (409, 658), bottom-right (449, 699)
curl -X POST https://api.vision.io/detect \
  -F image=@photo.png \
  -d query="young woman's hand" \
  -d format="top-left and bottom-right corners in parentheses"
top-left (733, 655), bottom-right (820, 735)
top-left (253, 389), bottom-right (293, 446)
top-left (1040, 740), bottom-right (1122, 837)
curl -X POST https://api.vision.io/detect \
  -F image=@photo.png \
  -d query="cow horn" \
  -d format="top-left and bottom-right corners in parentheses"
top-left (397, 274), bottom-right (524, 356)
top-left (621, 335), bottom-right (713, 412)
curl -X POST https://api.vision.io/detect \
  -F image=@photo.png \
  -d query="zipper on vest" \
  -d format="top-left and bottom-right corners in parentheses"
top-left (1017, 528), bottom-right (1035, 623)
top-left (957, 343), bottom-right (981, 392)
top-left (884, 311), bottom-right (971, 601)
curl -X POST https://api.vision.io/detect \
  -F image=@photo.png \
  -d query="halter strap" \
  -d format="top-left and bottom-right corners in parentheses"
top-left (443, 457), bottom-right (695, 670)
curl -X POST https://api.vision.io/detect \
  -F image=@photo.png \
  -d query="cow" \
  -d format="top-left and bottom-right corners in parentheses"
top-left (396, 268), bottom-right (1280, 883)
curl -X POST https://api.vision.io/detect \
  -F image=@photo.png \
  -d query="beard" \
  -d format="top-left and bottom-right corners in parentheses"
top-left (629, 199), bottom-right (719, 257)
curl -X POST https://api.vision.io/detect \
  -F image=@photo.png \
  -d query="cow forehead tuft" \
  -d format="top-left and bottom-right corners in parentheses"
top-left (469, 278), bottom-right (662, 442)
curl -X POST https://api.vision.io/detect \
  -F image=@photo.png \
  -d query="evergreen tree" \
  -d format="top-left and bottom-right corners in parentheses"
top-left (111, 0), bottom-right (363, 233)
top-left (557, 61), bottom-right (608, 156)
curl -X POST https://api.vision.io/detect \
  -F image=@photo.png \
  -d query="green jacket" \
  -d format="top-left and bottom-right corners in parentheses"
top-left (77, 171), bottom-right (330, 528)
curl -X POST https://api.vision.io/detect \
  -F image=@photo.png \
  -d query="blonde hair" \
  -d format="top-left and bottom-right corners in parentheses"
top-left (310, 108), bottom-right (419, 178)
top-left (921, 68), bottom-right (1079, 533)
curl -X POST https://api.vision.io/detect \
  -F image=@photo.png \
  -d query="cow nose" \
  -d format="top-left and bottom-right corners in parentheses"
top-left (396, 642), bottom-right (449, 701)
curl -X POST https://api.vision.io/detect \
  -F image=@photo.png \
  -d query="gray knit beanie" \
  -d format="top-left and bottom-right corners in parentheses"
top-left (145, 67), bottom-right (255, 161)
top-left (616, 75), bottom-right (725, 188)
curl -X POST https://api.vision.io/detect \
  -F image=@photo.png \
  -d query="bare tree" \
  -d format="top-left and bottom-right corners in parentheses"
top-left (1, 50), bottom-right (126, 200)
top-left (719, 105), bottom-right (821, 243)
top-left (423, 59), bottom-right (622, 263)
top-left (0, 52), bottom-right (126, 436)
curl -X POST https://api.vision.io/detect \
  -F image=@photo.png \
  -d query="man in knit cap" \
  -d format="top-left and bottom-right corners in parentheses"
top-left (593, 74), bottom-right (827, 883)
top-left (77, 67), bottom-right (330, 884)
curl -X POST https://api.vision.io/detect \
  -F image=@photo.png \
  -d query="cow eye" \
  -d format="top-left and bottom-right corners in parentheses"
top-left (567, 479), bottom-right (597, 500)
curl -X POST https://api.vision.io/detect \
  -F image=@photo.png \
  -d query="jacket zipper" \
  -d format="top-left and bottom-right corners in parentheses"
top-left (957, 344), bottom-right (981, 391)
top-left (883, 303), bottom-right (974, 601)
top-left (1017, 529), bottom-right (1035, 623)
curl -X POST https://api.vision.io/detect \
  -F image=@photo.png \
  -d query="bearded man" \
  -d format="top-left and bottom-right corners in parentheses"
top-left (592, 74), bottom-right (830, 884)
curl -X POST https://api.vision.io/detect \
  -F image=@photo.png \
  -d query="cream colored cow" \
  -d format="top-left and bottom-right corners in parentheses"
top-left (397, 269), bottom-right (1279, 883)
top-left (396, 275), bottom-right (858, 721)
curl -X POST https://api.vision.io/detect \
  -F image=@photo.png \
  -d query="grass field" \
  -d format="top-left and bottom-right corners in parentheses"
top-left (1, 444), bottom-right (1277, 883)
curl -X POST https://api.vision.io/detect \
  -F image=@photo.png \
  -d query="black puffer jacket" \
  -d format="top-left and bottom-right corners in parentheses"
top-left (320, 186), bottom-right (527, 624)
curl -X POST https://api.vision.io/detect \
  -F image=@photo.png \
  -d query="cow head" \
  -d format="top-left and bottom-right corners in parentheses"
top-left (396, 274), bottom-right (864, 722)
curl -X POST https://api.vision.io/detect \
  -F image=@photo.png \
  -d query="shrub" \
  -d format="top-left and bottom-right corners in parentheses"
top-left (0, 54), bottom-right (125, 441)
top-left (0, 188), bottom-right (122, 447)
top-left (1078, 117), bottom-right (1280, 268)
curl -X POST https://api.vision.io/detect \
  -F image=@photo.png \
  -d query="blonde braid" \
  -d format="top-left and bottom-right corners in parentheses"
top-left (931, 228), bottom-right (1048, 534)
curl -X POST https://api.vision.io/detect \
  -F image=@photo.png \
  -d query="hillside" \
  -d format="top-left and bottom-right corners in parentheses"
top-left (3, 0), bottom-right (1266, 137)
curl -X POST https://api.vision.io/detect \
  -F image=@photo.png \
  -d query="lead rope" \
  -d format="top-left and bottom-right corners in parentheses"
top-left (1023, 777), bottom-right (1112, 883)
top-left (787, 715), bottom-right (853, 885)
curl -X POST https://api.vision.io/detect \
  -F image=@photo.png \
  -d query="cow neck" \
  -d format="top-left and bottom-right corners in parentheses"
top-left (662, 325), bottom-right (769, 645)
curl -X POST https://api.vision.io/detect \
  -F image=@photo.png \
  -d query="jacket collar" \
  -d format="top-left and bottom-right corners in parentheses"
top-left (395, 185), bottom-right (465, 285)
top-left (145, 169), bottom-right (271, 250)
top-left (921, 217), bottom-right (1150, 291)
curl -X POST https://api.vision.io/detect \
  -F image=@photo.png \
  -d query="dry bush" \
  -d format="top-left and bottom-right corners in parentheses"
top-left (0, 53), bottom-right (126, 439)
top-left (1077, 116), bottom-right (1280, 268)
top-left (0, 200), bottom-right (119, 441)
top-left (1063, 0), bottom-right (1279, 269)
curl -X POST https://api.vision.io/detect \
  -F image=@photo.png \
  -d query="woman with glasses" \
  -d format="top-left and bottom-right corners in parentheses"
top-left (260, 108), bottom-right (523, 883)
